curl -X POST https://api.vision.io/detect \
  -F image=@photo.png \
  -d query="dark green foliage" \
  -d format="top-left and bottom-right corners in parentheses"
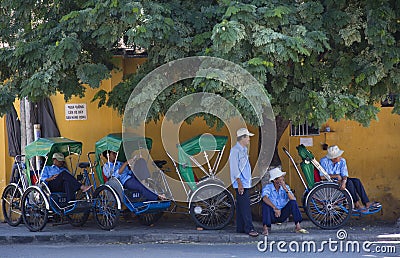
top-left (0, 0), bottom-right (399, 130)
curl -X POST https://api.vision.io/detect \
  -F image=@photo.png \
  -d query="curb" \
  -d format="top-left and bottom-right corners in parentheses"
top-left (0, 219), bottom-right (398, 245)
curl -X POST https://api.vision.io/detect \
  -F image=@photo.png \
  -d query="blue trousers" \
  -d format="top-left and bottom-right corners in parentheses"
top-left (262, 200), bottom-right (302, 227)
top-left (235, 188), bottom-right (255, 233)
top-left (345, 177), bottom-right (370, 205)
top-left (47, 171), bottom-right (82, 202)
top-left (124, 176), bottom-right (158, 201)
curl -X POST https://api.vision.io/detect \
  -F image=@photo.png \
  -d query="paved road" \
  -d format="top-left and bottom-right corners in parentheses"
top-left (1, 242), bottom-right (399, 258)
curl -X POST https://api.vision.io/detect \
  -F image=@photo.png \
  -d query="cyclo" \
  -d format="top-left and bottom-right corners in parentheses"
top-left (2, 154), bottom-right (29, 227)
top-left (89, 133), bottom-right (171, 230)
top-left (283, 145), bottom-right (382, 229)
top-left (90, 133), bottom-right (236, 230)
top-left (20, 137), bottom-right (94, 231)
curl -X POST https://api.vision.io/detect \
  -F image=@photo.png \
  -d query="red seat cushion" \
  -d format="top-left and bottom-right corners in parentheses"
top-left (314, 168), bottom-right (321, 183)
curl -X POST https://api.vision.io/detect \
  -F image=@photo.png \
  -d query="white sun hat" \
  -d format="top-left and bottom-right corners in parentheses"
top-left (236, 128), bottom-right (255, 137)
top-left (269, 167), bottom-right (286, 182)
top-left (326, 145), bottom-right (344, 159)
top-left (52, 152), bottom-right (65, 161)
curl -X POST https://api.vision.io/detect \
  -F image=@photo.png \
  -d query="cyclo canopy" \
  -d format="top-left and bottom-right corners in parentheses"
top-left (178, 134), bottom-right (228, 190)
top-left (24, 137), bottom-right (83, 184)
top-left (94, 133), bottom-right (152, 184)
top-left (296, 144), bottom-right (317, 189)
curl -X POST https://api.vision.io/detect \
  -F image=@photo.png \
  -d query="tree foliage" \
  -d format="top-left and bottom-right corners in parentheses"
top-left (1, 0), bottom-right (399, 129)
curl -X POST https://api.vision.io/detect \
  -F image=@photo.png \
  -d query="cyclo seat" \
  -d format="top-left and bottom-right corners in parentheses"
top-left (106, 177), bottom-right (124, 201)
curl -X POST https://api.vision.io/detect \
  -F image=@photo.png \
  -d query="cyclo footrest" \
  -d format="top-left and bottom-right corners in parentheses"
top-left (65, 201), bottom-right (92, 214)
top-left (132, 200), bottom-right (171, 214)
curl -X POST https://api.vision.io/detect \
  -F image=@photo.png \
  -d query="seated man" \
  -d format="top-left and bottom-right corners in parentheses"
top-left (261, 167), bottom-right (308, 235)
top-left (102, 150), bottom-right (163, 201)
top-left (320, 145), bottom-right (380, 212)
top-left (41, 153), bottom-right (92, 203)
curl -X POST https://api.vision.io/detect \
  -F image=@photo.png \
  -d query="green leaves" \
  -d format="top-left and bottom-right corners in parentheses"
top-left (211, 20), bottom-right (246, 53)
top-left (264, 5), bottom-right (292, 19)
top-left (76, 63), bottom-right (110, 88)
top-left (0, 0), bottom-right (398, 131)
top-left (0, 82), bottom-right (17, 116)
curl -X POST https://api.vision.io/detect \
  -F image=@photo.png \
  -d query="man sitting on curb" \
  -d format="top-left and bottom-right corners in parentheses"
top-left (261, 167), bottom-right (308, 235)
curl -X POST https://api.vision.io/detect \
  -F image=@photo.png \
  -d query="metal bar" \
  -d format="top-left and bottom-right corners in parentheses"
top-left (166, 151), bottom-right (188, 196)
top-left (282, 147), bottom-right (308, 190)
top-left (310, 159), bottom-right (332, 182)
top-left (203, 151), bottom-right (212, 174)
top-left (188, 155), bottom-right (210, 177)
top-left (213, 145), bottom-right (225, 177)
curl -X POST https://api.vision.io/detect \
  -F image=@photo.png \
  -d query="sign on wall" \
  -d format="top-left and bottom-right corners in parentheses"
top-left (65, 103), bottom-right (87, 120)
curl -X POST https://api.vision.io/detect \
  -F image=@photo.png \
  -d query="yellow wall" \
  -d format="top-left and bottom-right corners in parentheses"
top-left (48, 57), bottom-right (148, 160)
top-left (1, 55), bottom-right (399, 222)
top-left (278, 108), bottom-right (400, 222)
top-left (0, 116), bottom-right (12, 200)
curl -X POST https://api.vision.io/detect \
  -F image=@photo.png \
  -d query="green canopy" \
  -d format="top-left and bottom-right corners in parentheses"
top-left (25, 137), bottom-right (82, 164)
top-left (300, 161), bottom-right (315, 188)
top-left (178, 134), bottom-right (228, 190)
top-left (296, 144), bottom-right (315, 160)
top-left (94, 133), bottom-right (152, 184)
top-left (24, 137), bottom-right (82, 184)
top-left (296, 144), bottom-right (316, 188)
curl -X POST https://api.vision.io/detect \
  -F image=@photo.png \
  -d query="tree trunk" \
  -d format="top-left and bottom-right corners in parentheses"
top-left (270, 115), bottom-right (290, 167)
top-left (257, 115), bottom-right (290, 185)
top-left (20, 99), bottom-right (26, 155)
top-left (20, 98), bottom-right (33, 155)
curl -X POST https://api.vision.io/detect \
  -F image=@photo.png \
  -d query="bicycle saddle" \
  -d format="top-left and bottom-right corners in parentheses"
top-left (154, 160), bottom-right (167, 168)
top-left (78, 162), bottom-right (90, 168)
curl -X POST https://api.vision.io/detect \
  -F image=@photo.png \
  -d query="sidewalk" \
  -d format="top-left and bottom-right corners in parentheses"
top-left (0, 214), bottom-right (399, 245)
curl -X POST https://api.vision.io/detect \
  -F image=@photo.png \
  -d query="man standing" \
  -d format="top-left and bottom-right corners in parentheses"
top-left (229, 128), bottom-right (259, 237)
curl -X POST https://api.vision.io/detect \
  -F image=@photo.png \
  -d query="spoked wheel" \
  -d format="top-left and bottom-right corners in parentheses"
top-left (137, 212), bottom-right (163, 226)
top-left (65, 190), bottom-right (91, 227)
top-left (305, 182), bottom-right (353, 229)
top-left (21, 187), bottom-right (49, 232)
top-left (93, 185), bottom-right (120, 230)
top-left (189, 184), bottom-right (235, 230)
top-left (2, 184), bottom-right (23, 226)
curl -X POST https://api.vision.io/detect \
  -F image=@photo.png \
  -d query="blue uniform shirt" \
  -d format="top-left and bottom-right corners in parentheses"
top-left (41, 165), bottom-right (70, 183)
top-left (320, 156), bottom-right (349, 177)
top-left (262, 183), bottom-right (293, 209)
top-left (229, 142), bottom-right (252, 189)
top-left (103, 161), bottom-right (132, 185)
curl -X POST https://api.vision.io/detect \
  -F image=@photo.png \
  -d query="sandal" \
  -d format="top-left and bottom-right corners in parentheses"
top-left (248, 230), bottom-right (259, 237)
top-left (262, 227), bottom-right (270, 236)
top-left (295, 228), bottom-right (309, 234)
top-left (368, 202), bottom-right (381, 209)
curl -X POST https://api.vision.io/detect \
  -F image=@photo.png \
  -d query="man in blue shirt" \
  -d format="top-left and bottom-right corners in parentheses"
top-left (103, 150), bottom-right (160, 201)
top-left (229, 128), bottom-right (258, 237)
top-left (41, 153), bottom-right (92, 202)
top-left (320, 145), bottom-right (380, 212)
top-left (261, 167), bottom-right (308, 235)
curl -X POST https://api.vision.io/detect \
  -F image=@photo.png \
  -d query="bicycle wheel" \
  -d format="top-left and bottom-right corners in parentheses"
top-left (2, 184), bottom-right (23, 226)
top-left (137, 212), bottom-right (163, 226)
top-left (189, 184), bottom-right (235, 230)
top-left (65, 190), bottom-right (91, 227)
top-left (93, 185), bottom-right (120, 230)
top-left (21, 187), bottom-right (49, 232)
top-left (305, 183), bottom-right (353, 229)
